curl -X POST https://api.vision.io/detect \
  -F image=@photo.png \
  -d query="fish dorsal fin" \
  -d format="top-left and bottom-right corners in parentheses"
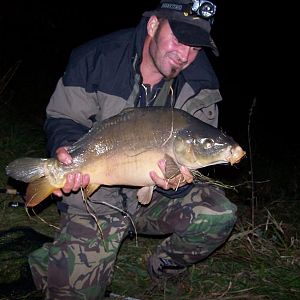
top-left (164, 154), bottom-right (180, 180)
top-left (85, 183), bottom-right (101, 197)
top-left (137, 186), bottom-right (155, 205)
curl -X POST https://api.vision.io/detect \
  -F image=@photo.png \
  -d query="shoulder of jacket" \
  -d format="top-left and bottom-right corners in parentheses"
top-left (69, 28), bottom-right (135, 63)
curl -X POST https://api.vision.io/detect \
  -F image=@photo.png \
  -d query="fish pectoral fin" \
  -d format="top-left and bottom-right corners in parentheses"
top-left (164, 154), bottom-right (180, 179)
top-left (137, 186), bottom-right (154, 205)
top-left (85, 183), bottom-right (101, 197)
top-left (26, 176), bottom-right (56, 207)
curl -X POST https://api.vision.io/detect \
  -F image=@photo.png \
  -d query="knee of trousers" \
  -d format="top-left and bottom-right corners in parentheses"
top-left (175, 188), bottom-right (237, 245)
top-left (187, 210), bottom-right (236, 250)
top-left (167, 206), bottom-right (236, 266)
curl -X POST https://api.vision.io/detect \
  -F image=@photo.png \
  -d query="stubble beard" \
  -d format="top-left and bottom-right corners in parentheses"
top-left (149, 47), bottom-right (179, 80)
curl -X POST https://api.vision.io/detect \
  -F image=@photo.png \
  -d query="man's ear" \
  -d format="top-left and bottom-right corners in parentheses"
top-left (147, 16), bottom-right (160, 37)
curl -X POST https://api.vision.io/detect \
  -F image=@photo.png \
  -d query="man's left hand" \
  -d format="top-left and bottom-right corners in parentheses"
top-left (150, 159), bottom-right (193, 190)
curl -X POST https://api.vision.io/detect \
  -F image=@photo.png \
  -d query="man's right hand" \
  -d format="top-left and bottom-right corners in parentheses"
top-left (52, 146), bottom-right (90, 197)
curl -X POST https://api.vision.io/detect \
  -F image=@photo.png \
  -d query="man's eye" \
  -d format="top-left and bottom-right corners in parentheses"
top-left (192, 47), bottom-right (202, 51)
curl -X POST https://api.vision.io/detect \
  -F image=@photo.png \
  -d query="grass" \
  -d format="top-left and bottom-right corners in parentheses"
top-left (0, 83), bottom-right (299, 299)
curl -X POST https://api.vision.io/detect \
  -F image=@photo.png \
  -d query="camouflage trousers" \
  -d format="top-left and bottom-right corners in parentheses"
top-left (28, 184), bottom-right (237, 300)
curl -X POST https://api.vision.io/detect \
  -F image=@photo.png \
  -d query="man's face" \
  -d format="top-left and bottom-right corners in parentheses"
top-left (148, 18), bottom-right (201, 79)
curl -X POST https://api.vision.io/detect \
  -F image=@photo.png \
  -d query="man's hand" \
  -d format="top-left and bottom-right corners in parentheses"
top-left (52, 146), bottom-right (90, 197)
top-left (149, 159), bottom-right (193, 190)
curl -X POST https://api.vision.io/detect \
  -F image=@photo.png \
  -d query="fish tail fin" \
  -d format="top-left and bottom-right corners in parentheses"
top-left (26, 176), bottom-right (56, 207)
top-left (6, 157), bottom-right (49, 182)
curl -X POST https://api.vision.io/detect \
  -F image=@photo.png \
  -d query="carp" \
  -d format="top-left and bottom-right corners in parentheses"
top-left (6, 107), bottom-right (245, 207)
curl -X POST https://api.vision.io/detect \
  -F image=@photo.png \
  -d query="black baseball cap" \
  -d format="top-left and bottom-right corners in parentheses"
top-left (143, 0), bottom-right (219, 56)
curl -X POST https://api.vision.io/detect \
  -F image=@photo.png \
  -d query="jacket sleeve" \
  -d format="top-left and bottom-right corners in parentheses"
top-left (176, 87), bottom-right (222, 128)
top-left (44, 117), bottom-right (89, 157)
top-left (44, 75), bottom-right (98, 156)
top-left (46, 77), bottom-right (99, 129)
top-left (44, 43), bottom-right (102, 156)
top-left (190, 89), bottom-right (221, 128)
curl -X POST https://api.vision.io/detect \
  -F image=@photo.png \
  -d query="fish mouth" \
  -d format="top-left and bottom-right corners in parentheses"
top-left (226, 145), bottom-right (246, 165)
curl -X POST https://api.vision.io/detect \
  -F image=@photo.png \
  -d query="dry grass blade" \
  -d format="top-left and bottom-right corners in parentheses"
top-left (0, 60), bottom-right (22, 98)
top-left (191, 170), bottom-right (239, 191)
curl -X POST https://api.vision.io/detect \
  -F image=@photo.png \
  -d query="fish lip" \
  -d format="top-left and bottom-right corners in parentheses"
top-left (227, 145), bottom-right (246, 165)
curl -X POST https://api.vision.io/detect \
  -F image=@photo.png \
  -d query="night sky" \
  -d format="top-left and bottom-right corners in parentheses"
top-left (0, 1), bottom-right (279, 153)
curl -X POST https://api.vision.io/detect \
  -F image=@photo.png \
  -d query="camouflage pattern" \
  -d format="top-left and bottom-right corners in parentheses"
top-left (135, 184), bottom-right (237, 267)
top-left (29, 183), bottom-right (236, 299)
top-left (29, 213), bottom-right (128, 300)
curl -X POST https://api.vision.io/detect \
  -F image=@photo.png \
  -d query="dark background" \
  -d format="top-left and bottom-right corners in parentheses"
top-left (1, 4), bottom-right (299, 299)
top-left (0, 1), bottom-right (281, 154)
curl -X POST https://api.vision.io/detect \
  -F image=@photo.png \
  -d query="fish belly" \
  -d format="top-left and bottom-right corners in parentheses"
top-left (81, 150), bottom-right (165, 187)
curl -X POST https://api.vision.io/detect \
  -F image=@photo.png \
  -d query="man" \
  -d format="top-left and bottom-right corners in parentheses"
top-left (29, 1), bottom-right (237, 299)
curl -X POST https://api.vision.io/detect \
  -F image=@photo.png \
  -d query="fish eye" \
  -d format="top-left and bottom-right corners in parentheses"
top-left (200, 138), bottom-right (214, 149)
top-left (185, 138), bottom-right (193, 144)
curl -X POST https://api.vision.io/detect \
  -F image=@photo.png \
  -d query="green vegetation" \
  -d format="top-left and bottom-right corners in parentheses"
top-left (0, 71), bottom-right (299, 300)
